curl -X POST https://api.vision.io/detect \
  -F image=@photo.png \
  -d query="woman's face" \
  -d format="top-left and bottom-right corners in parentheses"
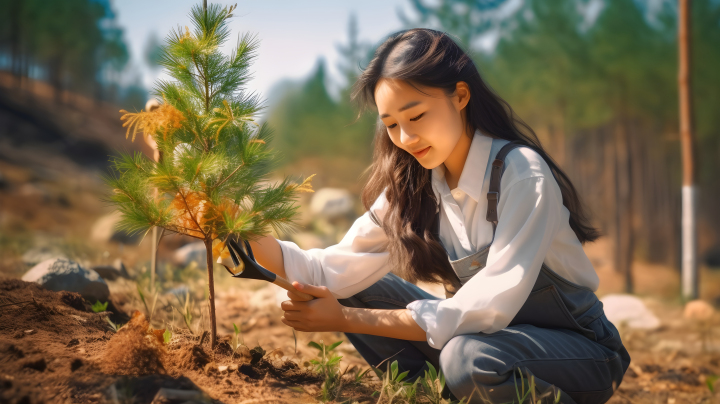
top-left (374, 78), bottom-right (471, 169)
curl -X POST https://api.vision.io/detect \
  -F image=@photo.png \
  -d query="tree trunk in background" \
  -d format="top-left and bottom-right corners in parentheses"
top-left (614, 118), bottom-right (634, 293)
top-left (679, 0), bottom-right (698, 300)
top-left (9, 1), bottom-right (22, 88)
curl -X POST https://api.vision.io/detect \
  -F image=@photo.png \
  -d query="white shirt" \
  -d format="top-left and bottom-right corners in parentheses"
top-left (277, 129), bottom-right (600, 349)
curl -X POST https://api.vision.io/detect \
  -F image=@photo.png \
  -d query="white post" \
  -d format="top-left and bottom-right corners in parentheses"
top-left (679, 0), bottom-right (697, 301)
top-left (681, 185), bottom-right (698, 299)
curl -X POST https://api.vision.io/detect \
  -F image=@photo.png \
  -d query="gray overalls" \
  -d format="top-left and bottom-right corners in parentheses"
top-left (339, 140), bottom-right (631, 404)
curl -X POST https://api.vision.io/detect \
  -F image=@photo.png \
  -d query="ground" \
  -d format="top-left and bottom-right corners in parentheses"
top-left (1, 142), bottom-right (720, 404)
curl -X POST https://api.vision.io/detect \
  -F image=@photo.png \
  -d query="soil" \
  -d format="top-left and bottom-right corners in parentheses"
top-left (0, 277), bottom-right (378, 404)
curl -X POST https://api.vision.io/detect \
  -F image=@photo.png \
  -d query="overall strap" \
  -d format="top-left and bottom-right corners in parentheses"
top-left (486, 141), bottom-right (526, 238)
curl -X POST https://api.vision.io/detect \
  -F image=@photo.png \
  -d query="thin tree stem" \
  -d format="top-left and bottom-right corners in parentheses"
top-left (204, 237), bottom-right (217, 349)
top-left (212, 162), bottom-right (245, 191)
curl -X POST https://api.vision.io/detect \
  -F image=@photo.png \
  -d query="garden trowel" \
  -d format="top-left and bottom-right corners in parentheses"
top-left (218, 238), bottom-right (314, 300)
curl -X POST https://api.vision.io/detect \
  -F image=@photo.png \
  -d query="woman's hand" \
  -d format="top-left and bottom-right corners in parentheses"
top-left (280, 282), bottom-right (348, 333)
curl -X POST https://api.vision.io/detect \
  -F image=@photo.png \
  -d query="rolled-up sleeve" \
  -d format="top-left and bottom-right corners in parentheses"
top-left (406, 175), bottom-right (564, 349)
top-left (277, 190), bottom-right (393, 299)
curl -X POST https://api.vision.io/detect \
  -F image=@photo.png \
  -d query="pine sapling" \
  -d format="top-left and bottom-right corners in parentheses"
top-left (103, 2), bottom-right (314, 349)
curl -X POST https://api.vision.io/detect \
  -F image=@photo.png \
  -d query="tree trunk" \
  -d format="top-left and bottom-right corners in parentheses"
top-left (614, 118), bottom-right (634, 293)
top-left (204, 238), bottom-right (218, 349)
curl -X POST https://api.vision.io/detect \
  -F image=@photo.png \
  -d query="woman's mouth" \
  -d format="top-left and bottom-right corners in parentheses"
top-left (412, 146), bottom-right (431, 158)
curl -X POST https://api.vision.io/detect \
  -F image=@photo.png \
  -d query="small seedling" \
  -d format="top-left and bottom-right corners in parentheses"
top-left (230, 322), bottom-right (245, 358)
top-left (163, 329), bottom-right (172, 344)
top-left (373, 360), bottom-right (419, 404)
top-left (510, 367), bottom-right (561, 404)
top-left (419, 361), bottom-right (445, 404)
top-left (308, 340), bottom-right (345, 403)
top-left (91, 300), bottom-right (109, 313)
top-left (354, 367), bottom-right (371, 385)
top-left (105, 317), bottom-right (123, 332)
top-left (137, 285), bottom-right (159, 323)
top-left (172, 289), bottom-right (194, 335)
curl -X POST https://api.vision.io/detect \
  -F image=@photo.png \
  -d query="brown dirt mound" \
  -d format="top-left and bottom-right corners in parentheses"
top-left (0, 277), bottom-right (118, 403)
top-left (101, 311), bottom-right (166, 376)
top-left (174, 343), bottom-right (212, 370)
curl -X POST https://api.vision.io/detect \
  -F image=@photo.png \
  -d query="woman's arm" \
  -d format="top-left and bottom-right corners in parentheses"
top-left (281, 282), bottom-right (427, 341)
top-left (248, 236), bottom-right (287, 280)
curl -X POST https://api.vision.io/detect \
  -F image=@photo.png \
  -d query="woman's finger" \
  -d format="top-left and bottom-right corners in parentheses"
top-left (292, 282), bottom-right (331, 298)
top-left (287, 289), bottom-right (313, 302)
top-left (281, 316), bottom-right (307, 331)
top-left (283, 311), bottom-right (303, 321)
top-left (280, 299), bottom-right (304, 311)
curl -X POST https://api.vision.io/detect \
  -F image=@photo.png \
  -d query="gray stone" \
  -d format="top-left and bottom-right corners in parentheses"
top-left (310, 188), bottom-right (355, 219)
top-left (91, 259), bottom-right (130, 281)
top-left (22, 258), bottom-right (110, 302)
top-left (172, 241), bottom-right (207, 267)
top-left (600, 293), bottom-right (660, 330)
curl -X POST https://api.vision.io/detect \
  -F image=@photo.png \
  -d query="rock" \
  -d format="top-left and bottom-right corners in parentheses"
top-left (600, 294), bottom-right (661, 330)
top-left (22, 258), bottom-right (110, 302)
top-left (0, 170), bottom-right (7, 190)
top-left (310, 188), bottom-right (355, 219)
top-left (91, 259), bottom-right (130, 281)
top-left (683, 300), bottom-right (715, 322)
top-left (172, 241), bottom-right (207, 267)
top-left (89, 211), bottom-right (141, 244)
top-left (21, 246), bottom-right (65, 267)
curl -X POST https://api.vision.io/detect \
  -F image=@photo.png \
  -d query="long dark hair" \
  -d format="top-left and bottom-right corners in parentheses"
top-left (350, 28), bottom-right (600, 284)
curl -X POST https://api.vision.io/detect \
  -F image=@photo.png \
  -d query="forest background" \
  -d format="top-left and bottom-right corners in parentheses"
top-left (0, 0), bottom-right (719, 294)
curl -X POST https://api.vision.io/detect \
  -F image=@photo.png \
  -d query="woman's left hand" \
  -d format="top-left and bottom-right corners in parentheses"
top-left (280, 282), bottom-right (348, 333)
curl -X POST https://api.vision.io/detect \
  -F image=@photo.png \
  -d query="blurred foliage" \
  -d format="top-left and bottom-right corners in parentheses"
top-left (264, 14), bottom-right (377, 190)
top-left (0, 0), bottom-right (135, 103)
top-left (264, 0), bottom-right (720, 270)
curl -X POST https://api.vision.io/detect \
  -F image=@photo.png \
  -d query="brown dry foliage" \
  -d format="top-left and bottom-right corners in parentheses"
top-left (119, 101), bottom-right (186, 142)
top-left (101, 311), bottom-right (167, 376)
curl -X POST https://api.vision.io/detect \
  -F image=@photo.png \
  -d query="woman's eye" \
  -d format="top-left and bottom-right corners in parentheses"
top-left (385, 112), bottom-right (423, 129)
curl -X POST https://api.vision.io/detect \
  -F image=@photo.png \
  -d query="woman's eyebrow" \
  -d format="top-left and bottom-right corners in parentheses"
top-left (379, 101), bottom-right (422, 118)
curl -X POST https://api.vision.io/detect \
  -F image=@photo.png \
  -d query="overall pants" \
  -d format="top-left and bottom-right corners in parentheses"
top-left (338, 141), bottom-right (631, 404)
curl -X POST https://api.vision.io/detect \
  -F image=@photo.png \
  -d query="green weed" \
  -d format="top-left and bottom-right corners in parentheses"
top-left (172, 288), bottom-right (195, 335)
top-left (372, 359), bottom-right (420, 404)
top-left (91, 300), bottom-right (108, 313)
top-left (137, 285), bottom-right (159, 323)
top-left (308, 340), bottom-right (345, 403)
top-left (230, 322), bottom-right (246, 359)
top-left (163, 329), bottom-right (172, 344)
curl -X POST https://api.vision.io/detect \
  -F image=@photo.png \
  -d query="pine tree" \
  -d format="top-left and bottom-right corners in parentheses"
top-left (103, 2), bottom-right (314, 348)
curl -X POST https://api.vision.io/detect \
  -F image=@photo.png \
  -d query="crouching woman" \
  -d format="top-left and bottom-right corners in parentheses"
top-left (245, 28), bottom-right (630, 404)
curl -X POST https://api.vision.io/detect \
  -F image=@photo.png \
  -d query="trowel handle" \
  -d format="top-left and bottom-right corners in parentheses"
top-left (272, 275), bottom-right (315, 301)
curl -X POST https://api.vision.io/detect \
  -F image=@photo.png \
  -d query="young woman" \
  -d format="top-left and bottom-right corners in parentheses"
top-left (244, 28), bottom-right (630, 404)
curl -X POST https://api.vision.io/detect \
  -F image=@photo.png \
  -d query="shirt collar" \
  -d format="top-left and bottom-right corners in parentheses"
top-left (432, 128), bottom-right (493, 203)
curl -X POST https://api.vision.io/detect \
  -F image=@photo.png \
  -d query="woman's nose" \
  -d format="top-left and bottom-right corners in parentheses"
top-left (399, 128), bottom-right (418, 146)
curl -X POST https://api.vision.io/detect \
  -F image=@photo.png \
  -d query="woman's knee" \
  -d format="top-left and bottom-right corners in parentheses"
top-left (439, 335), bottom-right (510, 400)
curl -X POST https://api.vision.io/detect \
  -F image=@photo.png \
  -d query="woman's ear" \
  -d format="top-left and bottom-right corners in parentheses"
top-left (453, 81), bottom-right (471, 112)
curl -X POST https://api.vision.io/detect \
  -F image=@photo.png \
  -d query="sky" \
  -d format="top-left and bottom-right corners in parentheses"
top-left (112, 0), bottom-right (419, 114)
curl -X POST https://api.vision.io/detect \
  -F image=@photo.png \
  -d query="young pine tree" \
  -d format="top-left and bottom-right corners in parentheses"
top-left (104, 3), bottom-right (314, 348)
